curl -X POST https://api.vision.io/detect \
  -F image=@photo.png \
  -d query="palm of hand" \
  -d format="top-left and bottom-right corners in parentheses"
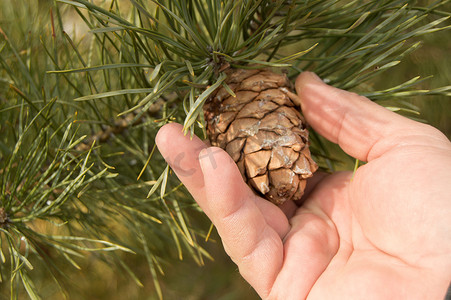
top-left (156, 73), bottom-right (451, 299)
top-left (270, 145), bottom-right (450, 299)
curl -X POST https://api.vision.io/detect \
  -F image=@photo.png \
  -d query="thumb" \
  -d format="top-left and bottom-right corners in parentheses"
top-left (198, 147), bottom-right (283, 298)
top-left (295, 72), bottom-right (449, 162)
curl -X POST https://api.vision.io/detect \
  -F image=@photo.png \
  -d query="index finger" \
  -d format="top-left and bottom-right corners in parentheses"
top-left (295, 72), bottom-right (449, 162)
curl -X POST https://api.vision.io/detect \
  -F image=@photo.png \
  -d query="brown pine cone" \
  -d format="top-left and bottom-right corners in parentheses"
top-left (203, 69), bottom-right (317, 205)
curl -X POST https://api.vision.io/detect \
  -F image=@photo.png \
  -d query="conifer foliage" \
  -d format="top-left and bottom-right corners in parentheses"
top-left (0, 0), bottom-right (450, 298)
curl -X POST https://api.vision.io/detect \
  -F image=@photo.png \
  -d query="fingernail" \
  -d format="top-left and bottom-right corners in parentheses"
top-left (305, 72), bottom-right (323, 83)
top-left (199, 147), bottom-right (225, 172)
top-left (295, 72), bottom-right (325, 105)
top-left (296, 72), bottom-right (323, 92)
top-left (198, 148), bottom-right (208, 173)
top-left (198, 148), bottom-right (218, 173)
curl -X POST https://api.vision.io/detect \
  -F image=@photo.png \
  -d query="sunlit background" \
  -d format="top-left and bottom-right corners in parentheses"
top-left (0, 1), bottom-right (449, 299)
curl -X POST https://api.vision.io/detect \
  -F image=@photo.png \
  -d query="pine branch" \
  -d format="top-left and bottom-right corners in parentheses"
top-left (0, 102), bottom-right (120, 298)
top-left (0, 0), bottom-right (450, 298)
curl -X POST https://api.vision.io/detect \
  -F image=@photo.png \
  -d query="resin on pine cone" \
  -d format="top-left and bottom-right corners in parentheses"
top-left (203, 69), bottom-right (318, 205)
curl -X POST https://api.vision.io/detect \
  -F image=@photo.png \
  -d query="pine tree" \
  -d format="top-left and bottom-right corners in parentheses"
top-left (0, 0), bottom-right (450, 298)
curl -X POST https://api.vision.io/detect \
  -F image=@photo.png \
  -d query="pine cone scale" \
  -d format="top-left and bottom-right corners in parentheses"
top-left (225, 138), bottom-right (246, 162)
top-left (244, 150), bottom-right (271, 178)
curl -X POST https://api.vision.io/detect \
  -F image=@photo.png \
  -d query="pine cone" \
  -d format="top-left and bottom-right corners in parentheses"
top-left (203, 69), bottom-right (318, 205)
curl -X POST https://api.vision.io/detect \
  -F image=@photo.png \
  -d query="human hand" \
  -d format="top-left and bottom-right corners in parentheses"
top-left (156, 72), bottom-right (451, 299)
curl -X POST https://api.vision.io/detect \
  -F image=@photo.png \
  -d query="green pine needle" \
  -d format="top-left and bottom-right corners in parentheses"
top-left (1, 0), bottom-right (450, 298)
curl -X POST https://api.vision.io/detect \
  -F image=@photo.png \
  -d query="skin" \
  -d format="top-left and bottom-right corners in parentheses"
top-left (156, 72), bottom-right (451, 299)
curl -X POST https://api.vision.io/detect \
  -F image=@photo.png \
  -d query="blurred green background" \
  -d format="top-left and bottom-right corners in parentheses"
top-left (384, 31), bottom-right (451, 138)
top-left (0, 1), bottom-right (449, 299)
